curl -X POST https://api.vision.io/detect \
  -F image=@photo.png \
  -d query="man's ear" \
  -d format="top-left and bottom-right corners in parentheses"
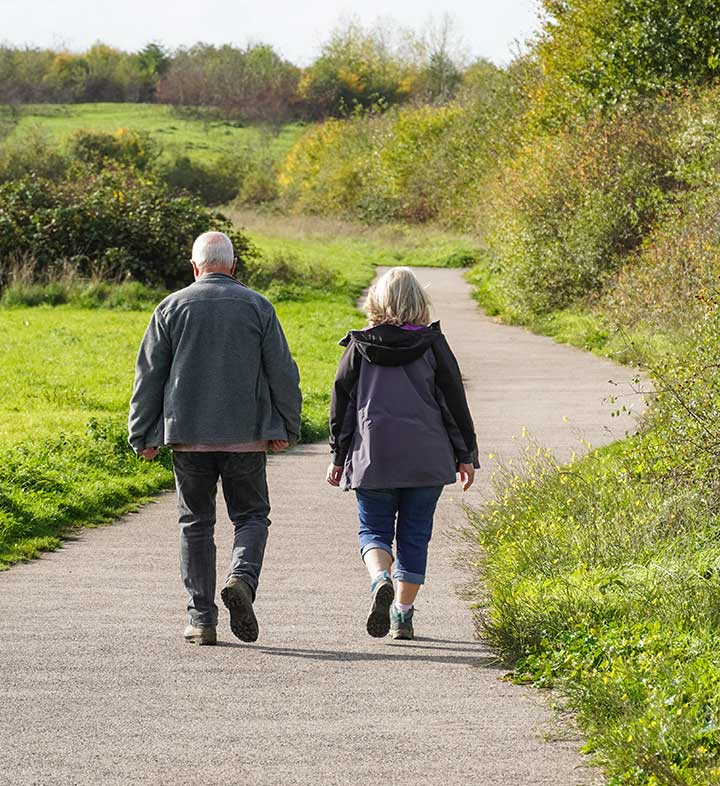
top-left (230, 259), bottom-right (238, 277)
top-left (191, 261), bottom-right (201, 280)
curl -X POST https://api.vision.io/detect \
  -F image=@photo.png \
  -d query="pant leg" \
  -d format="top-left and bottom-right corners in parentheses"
top-left (394, 486), bottom-right (443, 585)
top-left (173, 452), bottom-right (220, 626)
top-left (355, 488), bottom-right (399, 562)
top-left (219, 452), bottom-right (271, 600)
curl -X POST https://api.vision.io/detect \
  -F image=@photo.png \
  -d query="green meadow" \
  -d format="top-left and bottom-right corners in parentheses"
top-left (7, 103), bottom-right (307, 163)
top-left (0, 214), bottom-right (476, 567)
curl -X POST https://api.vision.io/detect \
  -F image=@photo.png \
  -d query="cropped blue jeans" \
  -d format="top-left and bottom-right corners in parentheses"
top-left (355, 486), bottom-right (443, 584)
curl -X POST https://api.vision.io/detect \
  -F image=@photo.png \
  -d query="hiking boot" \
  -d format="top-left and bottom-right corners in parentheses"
top-left (183, 624), bottom-right (217, 645)
top-left (221, 576), bottom-right (259, 642)
top-left (366, 571), bottom-right (394, 638)
top-left (390, 605), bottom-right (414, 640)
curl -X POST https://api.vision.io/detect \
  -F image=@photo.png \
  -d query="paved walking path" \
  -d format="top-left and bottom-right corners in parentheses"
top-left (1, 269), bottom-right (643, 786)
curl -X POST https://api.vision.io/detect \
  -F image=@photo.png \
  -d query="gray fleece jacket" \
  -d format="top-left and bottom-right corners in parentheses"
top-left (128, 273), bottom-right (302, 453)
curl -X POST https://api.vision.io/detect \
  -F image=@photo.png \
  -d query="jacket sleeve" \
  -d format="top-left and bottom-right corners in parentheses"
top-left (432, 335), bottom-right (480, 468)
top-left (261, 307), bottom-right (303, 444)
top-left (329, 343), bottom-right (361, 465)
top-left (128, 308), bottom-right (172, 454)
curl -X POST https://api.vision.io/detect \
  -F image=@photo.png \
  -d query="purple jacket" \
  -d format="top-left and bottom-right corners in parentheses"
top-left (329, 322), bottom-right (479, 490)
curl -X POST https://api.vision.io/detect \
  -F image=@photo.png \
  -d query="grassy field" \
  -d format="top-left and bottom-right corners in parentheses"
top-left (0, 214), bottom-right (476, 567)
top-left (232, 210), bottom-right (481, 292)
top-left (6, 103), bottom-right (308, 164)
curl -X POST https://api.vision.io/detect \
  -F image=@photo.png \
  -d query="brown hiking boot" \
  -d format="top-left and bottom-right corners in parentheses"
top-left (221, 576), bottom-right (259, 642)
top-left (183, 624), bottom-right (217, 645)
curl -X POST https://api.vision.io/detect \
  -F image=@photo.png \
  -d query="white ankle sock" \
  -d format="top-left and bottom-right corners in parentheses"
top-left (395, 601), bottom-right (413, 613)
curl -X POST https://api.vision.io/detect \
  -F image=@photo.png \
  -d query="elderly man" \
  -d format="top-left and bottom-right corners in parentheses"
top-left (128, 231), bottom-right (302, 646)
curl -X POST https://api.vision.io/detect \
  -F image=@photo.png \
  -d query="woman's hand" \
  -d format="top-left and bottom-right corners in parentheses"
top-left (326, 463), bottom-right (343, 486)
top-left (459, 463), bottom-right (475, 491)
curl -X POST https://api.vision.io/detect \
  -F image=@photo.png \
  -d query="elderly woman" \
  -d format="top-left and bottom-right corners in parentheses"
top-left (326, 267), bottom-right (479, 640)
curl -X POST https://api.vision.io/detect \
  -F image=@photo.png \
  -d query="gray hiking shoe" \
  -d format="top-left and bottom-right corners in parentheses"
top-left (183, 624), bottom-right (217, 645)
top-left (221, 576), bottom-right (259, 642)
top-left (390, 605), bottom-right (414, 640)
top-left (366, 571), bottom-right (394, 638)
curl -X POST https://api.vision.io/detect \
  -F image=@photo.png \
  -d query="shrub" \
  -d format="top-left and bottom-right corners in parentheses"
top-left (280, 62), bottom-right (527, 228)
top-left (280, 106), bottom-right (477, 223)
top-left (481, 104), bottom-right (680, 316)
top-left (237, 164), bottom-right (279, 205)
top-left (0, 172), bottom-right (255, 289)
top-left (533, 0), bottom-right (720, 125)
top-left (160, 154), bottom-right (240, 206)
top-left (0, 127), bottom-right (68, 184)
top-left (601, 187), bottom-right (720, 336)
top-left (69, 128), bottom-right (159, 172)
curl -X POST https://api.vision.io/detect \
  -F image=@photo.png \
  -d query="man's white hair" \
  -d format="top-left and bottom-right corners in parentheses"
top-left (192, 231), bottom-right (234, 269)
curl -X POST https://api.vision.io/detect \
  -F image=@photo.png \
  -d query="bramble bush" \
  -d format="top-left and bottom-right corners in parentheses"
top-left (0, 127), bottom-right (69, 184)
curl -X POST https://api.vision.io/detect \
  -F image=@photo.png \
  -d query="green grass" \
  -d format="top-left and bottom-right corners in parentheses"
top-left (0, 212), bottom-right (475, 566)
top-left (8, 103), bottom-right (308, 164)
top-left (466, 429), bottom-right (720, 785)
top-left (231, 210), bottom-right (481, 295)
top-left (0, 297), bottom-right (361, 567)
top-left (466, 260), bottom-right (681, 369)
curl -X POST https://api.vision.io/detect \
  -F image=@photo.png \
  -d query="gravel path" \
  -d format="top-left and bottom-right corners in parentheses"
top-left (1, 268), bottom-right (642, 785)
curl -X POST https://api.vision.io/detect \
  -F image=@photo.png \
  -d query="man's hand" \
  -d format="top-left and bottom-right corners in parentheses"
top-left (269, 440), bottom-right (289, 452)
top-left (139, 447), bottom-right (159, 461)
top-left (326, 463), bottom-right (343, 487)
top-left (459, 463), bottom-right (475, 491)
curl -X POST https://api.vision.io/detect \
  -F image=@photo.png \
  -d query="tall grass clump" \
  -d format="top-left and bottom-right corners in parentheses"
top-left (466, 307), bottom-right (720, 785)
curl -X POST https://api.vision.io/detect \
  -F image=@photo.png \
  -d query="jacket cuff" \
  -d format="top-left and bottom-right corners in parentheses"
top-left (331, 448), bottom-right (347, 466)
top-left (457, 446), bottom-right (480, 469)
top-left (128, 436), bottom-right (146, 455)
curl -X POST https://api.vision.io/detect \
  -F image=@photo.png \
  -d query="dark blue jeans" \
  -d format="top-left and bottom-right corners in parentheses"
top-left (172, 451), bottom-right (270, 627)
top-left (355, 486), bottom-right (443, 584)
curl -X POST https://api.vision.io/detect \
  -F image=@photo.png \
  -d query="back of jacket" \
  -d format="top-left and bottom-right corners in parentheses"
top-left (330, 323), bottom-right (479, 490)
top-left (128, 273), bottom-right (302, 452)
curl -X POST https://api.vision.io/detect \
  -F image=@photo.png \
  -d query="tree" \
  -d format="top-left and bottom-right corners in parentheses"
top-left (298, 20), bottom-right (412, 117)
top-left (535, 0), bottom-right (720, 122)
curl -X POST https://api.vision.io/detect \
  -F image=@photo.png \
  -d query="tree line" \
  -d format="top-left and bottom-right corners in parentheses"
top-left (0, 19), bottom-right (470, 122)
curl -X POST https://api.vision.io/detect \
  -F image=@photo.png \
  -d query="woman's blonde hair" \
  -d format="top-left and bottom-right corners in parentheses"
top-left (364, 266), bottom-right (432, 327)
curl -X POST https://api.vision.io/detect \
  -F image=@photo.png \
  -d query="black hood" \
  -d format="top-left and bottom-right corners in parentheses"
top-left (339, 321), bottom-right (442, 367)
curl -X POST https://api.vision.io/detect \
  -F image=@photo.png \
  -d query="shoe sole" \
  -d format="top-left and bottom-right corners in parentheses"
top-left (366, 582), bottom-right (394, 638)
top-left (390, 628), bottom-right (414, 641)
top-left (221, 585), bottom-right (259, 643)
top-left (184, 634), bottom-right (217, 646)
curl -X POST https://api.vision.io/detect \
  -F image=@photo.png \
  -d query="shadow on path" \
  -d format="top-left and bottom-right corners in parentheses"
top-left (213, 641), bottom-right (504, 669)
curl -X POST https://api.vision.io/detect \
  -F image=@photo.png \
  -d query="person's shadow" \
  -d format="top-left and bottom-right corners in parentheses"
top-left (216, 637), bottom-right (505, 670)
